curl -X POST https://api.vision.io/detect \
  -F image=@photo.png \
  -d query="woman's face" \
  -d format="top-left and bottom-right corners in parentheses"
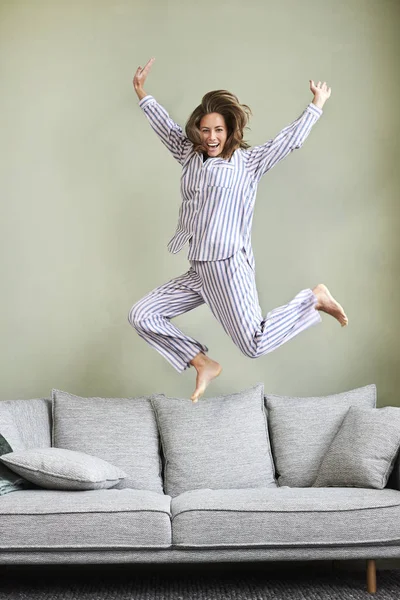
top-left (199, 113), bottom-right (228, 157)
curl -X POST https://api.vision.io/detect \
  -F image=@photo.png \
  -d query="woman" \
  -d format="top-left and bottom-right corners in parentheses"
top-left (129, 57), bottom-right (348, 402)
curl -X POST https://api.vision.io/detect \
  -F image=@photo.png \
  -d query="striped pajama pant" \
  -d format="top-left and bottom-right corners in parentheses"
top-left (128, 248), bottom-right (321, 372)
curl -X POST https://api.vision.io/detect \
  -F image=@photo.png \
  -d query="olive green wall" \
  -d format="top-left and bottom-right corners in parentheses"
top-left (1, 0), bottom-right (399, 404)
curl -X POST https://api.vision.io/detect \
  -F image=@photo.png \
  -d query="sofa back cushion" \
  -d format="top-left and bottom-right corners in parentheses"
top-left (265, 384), bottom-right (376, 487)
top-left (0, 398), bottom-right (52, 449)
top-left (52, 390), bottom-right (163, 494)
top-left (151, 383), bottom-right (277, 497)
top-left (0, 398), bottom-right (51, 495)
top-left (313, 406), bottom-right (400, 489)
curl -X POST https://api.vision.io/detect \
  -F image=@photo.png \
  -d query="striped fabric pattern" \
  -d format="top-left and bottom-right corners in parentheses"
top-left (131, 95), bottom-right (323, 371)
top-left (139, 94), bottom-right (323, 268)
top-left (129, 248), bottom-right (321, 372)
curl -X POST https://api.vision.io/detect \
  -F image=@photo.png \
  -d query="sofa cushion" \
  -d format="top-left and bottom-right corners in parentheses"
top-left (0, 398), bottom-right (52, 449)
top-left (0, 409), bottom-right (32, 496)
top-left (264, 384), bottom-right (376, 487)
top-left (0, 448), bottom-right (128, 491)
top-left (0, 489), bottom-right (171, 549)
top-left (171, 487), bottom-right (400, 547)
top-left (313, 407), bottom-right (400, 489)
top-left (151, 383), bottom-right (277, 497)
top-left (52, 390), bottom-right (163, 494)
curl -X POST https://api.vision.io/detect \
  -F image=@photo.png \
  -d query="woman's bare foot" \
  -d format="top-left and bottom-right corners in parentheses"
top-left (312, 283), bottom-right (348, 327)
top-left (189, 352), bottom-right (222, 403)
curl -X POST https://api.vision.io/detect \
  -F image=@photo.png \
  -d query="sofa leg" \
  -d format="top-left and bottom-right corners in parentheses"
top-left (366, 559), bottom-right (377, 594)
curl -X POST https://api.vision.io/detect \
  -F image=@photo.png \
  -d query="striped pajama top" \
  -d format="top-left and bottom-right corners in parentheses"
top-left (139, 95), bottom-right (322, 270)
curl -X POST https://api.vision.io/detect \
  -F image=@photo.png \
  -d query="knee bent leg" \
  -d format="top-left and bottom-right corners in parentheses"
top-left (239, 343), bottom-right (259, 359)
top-left (128, 302), bottom-right (143, 330)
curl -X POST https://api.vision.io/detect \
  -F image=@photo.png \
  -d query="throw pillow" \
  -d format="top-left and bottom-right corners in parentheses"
top-left (52, 390), bottom-right (163, 493)
top-left (0, 447), bottom-right (128, 490)
top-left (265, 384), bottom-right (376, 487)
top-left (151, 383), bottom-right (277, 497)
top-left (313, 406), bottom-right (400, 489)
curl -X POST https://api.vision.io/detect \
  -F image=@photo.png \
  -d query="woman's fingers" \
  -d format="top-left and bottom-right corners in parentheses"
top-left (143, 57), bottom-right (155, 71)
top-left (309, 79), bottom-right (332, 99)
top-left (140, 57), bottom-right (155, 77)
top-left (135, 58), bottom-right (155, 84)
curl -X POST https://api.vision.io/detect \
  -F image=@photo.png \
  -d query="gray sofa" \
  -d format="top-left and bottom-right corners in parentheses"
top-left (1, 382), bottom-right (400, 595)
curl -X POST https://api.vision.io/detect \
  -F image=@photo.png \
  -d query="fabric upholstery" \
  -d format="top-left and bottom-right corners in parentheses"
top-left (0, 489), bottom-right (171, 548)
top-left (265, 384), bottom-right (376, 487)
top-left (3, 545), bottom-right (400, 565)
top-left (1, 448), bottom-right (127, 490)
top-left (0, 398), bottom-right (52, 449)
top-left (313, 406), bottom-right (400, 489)
top-left (151, 383), bottom-right (277, 497)
top-left (171, 487), bottom-right (400, 547)
top-left (52, 390), bottom-right (163, 493)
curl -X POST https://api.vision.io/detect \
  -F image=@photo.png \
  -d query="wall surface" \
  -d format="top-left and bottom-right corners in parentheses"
top-left (1, 0), bottom-right (399, 404)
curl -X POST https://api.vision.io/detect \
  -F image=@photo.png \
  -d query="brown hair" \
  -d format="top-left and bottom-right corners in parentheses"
top-left (185, 90), bottom-right (252, 160)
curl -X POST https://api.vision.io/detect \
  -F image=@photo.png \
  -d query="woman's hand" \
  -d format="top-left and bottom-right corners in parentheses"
top-left (310, 80), bottom-right (331, 109)
top-left (133, 58), bottom-right (156, 99)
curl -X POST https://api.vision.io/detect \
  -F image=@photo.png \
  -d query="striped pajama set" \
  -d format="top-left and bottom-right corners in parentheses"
top-left (129, 95), bottom-right (323, 372)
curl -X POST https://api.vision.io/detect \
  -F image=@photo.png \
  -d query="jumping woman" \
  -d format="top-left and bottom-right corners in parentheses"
top-left (129, 57), bottom-right (348, 402)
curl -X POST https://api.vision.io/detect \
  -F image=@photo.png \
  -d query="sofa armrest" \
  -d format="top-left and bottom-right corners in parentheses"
top-left (387, 450), bottom-right (400, 489)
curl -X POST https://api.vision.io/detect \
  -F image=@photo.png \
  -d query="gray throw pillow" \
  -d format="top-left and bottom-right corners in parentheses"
top-left (52, 390), bottom-right (163, 493)
top-left (265, 384), bottom-right (376, 487)
top-left (0, 411), bottom-right (32, 495)
top-left (313, 406), bottom-right (400, 489)
top-left (0, 447), bottom-right (127, 490)
top-left (151, 383), bottom-right (277, 497)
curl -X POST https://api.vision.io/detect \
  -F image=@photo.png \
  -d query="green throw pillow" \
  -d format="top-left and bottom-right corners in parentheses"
top-left (0, 433), bottom-right (31, 496)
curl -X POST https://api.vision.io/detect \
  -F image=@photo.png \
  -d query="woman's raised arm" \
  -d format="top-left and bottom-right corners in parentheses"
top-left (243, 80), bottom-right (331, 183)
top-left (133, 58), bottom-right (192, 165)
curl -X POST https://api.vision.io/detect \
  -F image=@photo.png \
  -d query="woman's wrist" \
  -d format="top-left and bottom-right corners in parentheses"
top-left (135, 87), bottom-right (148, 101)
top-left (312, 95), bottom-right (326, 110)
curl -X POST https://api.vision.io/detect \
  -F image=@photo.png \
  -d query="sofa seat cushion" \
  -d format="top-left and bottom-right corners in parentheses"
top-left (171, 487), bottom-right (400, 548)
top-left (0, 489), bottom-right (171, 549)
